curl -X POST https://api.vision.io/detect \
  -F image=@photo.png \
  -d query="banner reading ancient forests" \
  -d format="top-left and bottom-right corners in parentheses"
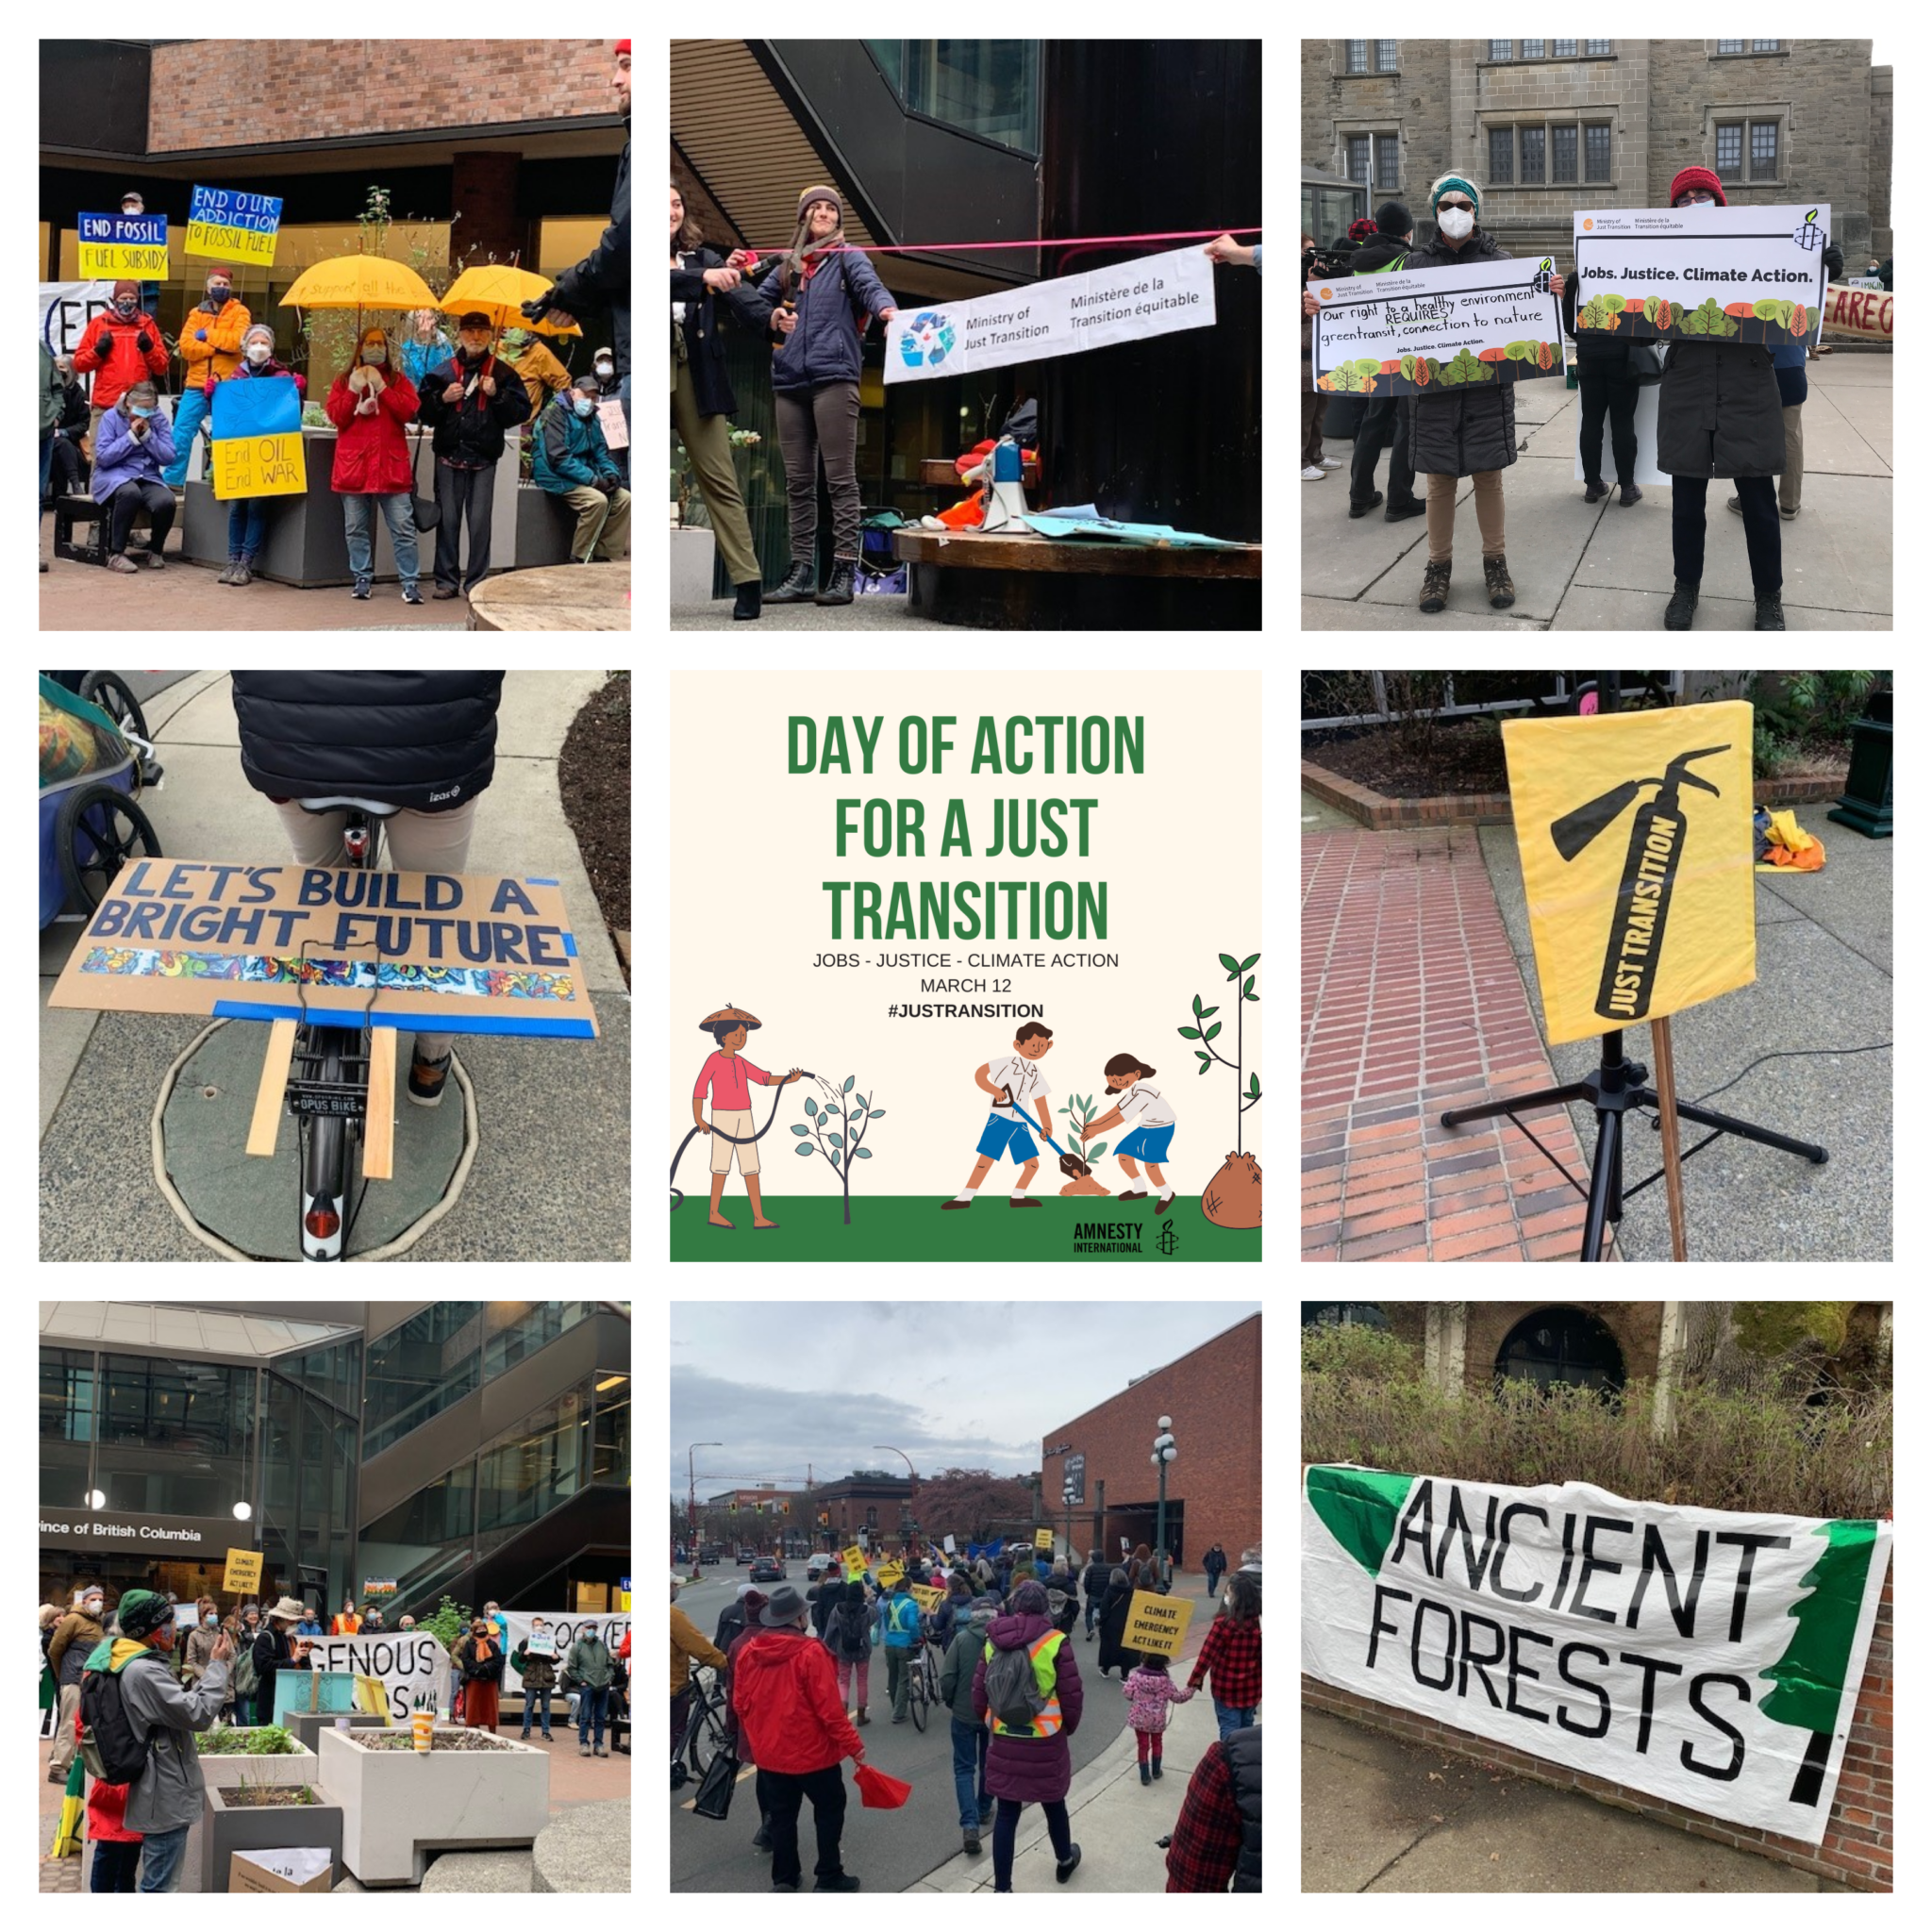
top-left (1502, 704), bottom-right (1755, 1046)
top-left (1303, 1465), bottom-right (1891, 1844)
top-left (884, 245), bottom-right (1215, 385)
top-left (1572, 203), bottom-right (1832, 347)
top-left (1307, 254), bottom-right (1565, 397)
top-left (187, 184), bottom-right (284, 266)
top-left (45, 859), bottom-right (598, 1040)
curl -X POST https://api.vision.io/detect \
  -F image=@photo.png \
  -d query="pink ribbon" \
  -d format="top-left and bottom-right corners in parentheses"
top-left (736, 225), bottom-right (1261, 258)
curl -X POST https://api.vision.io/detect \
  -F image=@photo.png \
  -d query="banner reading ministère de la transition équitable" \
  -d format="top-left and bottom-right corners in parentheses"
top-left (1303, 1465), bottom-right (1891, 1844)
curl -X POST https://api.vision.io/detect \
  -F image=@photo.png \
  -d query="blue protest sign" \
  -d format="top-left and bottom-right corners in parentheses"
top-left (211, 375), bottom-right (302, 441)
top-left (188, 185), bottom-right (285, 265)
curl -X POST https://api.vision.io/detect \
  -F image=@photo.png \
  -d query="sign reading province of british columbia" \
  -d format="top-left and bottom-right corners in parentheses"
top-left (1303, 1465), bottom-right (1891, 1843)
top-left (1308, 255), bottom-right (1565, 397)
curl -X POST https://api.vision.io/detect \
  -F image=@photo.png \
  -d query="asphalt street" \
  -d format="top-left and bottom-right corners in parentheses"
top-left (672, 1572), bottom-right (1133, 1893)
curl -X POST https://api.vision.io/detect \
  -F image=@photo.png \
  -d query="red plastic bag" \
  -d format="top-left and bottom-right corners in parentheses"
top-left (853, 1761), bottom-right (910, 1809)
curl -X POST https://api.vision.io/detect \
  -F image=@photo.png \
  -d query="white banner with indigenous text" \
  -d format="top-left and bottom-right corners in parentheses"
top-left (1303, 1464), bottom-right (1890, 1843)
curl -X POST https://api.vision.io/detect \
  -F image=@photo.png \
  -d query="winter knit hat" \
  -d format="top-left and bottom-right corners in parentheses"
top-left (242, 323), bottom-right (276, 353)
top-left (111, 279), bottom-right (140, 300)
top-left (797, 185), bottom-right (842, 224)
top-left (116, 1589), bottom-right (173, 1639)
top-left (1427, 173), bottom-right (1480, 218)
top-left (1376, 200), bottom-right (1412, 237)
top-left (1347, 216), bottom-right (1379, 244)
top-left (1010, 1580), bottom-right (1049, 1616)
top-left (1669, 165), bottom-right (1727, 208)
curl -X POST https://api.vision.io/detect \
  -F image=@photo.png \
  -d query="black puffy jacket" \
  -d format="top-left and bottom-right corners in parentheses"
top-left (230, 672), bottom-right (504, 813)
top-left (1399, 227), bottom-right (1519, 479)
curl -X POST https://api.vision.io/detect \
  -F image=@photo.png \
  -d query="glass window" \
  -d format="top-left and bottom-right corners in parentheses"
top-left (477, 1381), bottom-right (589, 1538)
top-left (483, 1301), bottom-right (600, 1378)
top-left (95, 1355), bottom-right (254, 1517)
top-left (290, 1337), bottom-right (359, 1418)
top-left (1553, 41), bottom-right (1577, 58)
top-left (1490, 41), bottom-right (1511, 62)
top-left (1489, 126), bottom-right (1513, 183)
top-left (1716, 124), bottom-right (1742, 176)
top-left (1752, 121), bottom-right (1779, 177)
top-left (865, 39), bottom-right (904, 95)
top-left (41, 1348), bottom-right (96, 1509)
top-left (1753, 40), bottom-right (1778, 52)
top-left (1376, 135), bottom-right (1399, 190)
top-left (1585, 40), bottom-right (1612, 56)
top-left (1495, 1308), bottom-right (1625, 1394)
top-left (364, 1303), bottom-right (483, 1457)
top-left (1718, 40), bottom-right (1744, 55)
top-left (1552, 125), bottom-right (1578, 183)
top-left (1586, 125), bottom-right (1612, 181)
top-left (1522, 41), bottom-right (1544, 60)
top-left (1345, 40), bottom-right (1367, 74)
top-left (358, 1460), bottom-right (478, 1612)
top-left (1376, 41), bottom-right (1398, 72)
top-left (1346, 134), bottom-right (1372, 186)
top-left (591, 1373), bottom-right (629, 1484)
top-left (899, 41), bottom-right (1039, 154)
top-left (1521, 126), bottom-right (1545, 184)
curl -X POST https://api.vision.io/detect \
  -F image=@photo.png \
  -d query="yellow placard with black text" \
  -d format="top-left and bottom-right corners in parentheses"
top-left (906, 1583), bottom-right (943, 1614)
top-left (1503, 704), bottom-right (1756, 1045)
top-left (874, 1561), bottom-right (904, 1591)
top-left (1034, 1527), bottom-right (1055, 1550)
top-left (223, 1547), bottom-right (263, 1593)
top-left (1123, 1589), bottom-right (1193, 1658)
top-left (213, 432), bottom-right (306, 501)
top-left (841, 1543), bottom-right (868, 1580)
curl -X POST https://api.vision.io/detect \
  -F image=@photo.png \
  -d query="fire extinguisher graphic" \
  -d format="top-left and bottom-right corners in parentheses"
top-left (1548, 745), bottom-right (1730, 1024)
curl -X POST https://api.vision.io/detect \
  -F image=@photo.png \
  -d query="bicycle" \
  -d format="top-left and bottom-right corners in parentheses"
top-left (672, 1664), bottom-right (730, 1790)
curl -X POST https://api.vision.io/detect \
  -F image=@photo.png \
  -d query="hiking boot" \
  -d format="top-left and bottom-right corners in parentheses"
top-left (815, 559), bottom-right (856, 606)
top-left (1384, 498), bottom-right (1425, 522)
top-left (1619, 483), bottom-right (1643, 507)
top-left (1584, 479), bottom-right (1608, 503)
top-left (1754, 589), bottom-right (1787, 631)
top-left (1663, 580), bottom-right (1699, 630)
top-left (1348, 491), bottom-right (1383, 519)
top-left (1152, 1755), bottom-right (1164, 1779)
top-left (1055, 1844), bottom-right (1082, 1884)
top-left (1418, 559), bottom-right (1451, 612)
top-left (1140, 1761), bottom-right (1152, 1785)
top-left (1483, 555), bottom-right (1516, 608)
top-left (408, 1050), bottom-right (451, 1108)
top-left (764, 561), bottom-right (816, 604)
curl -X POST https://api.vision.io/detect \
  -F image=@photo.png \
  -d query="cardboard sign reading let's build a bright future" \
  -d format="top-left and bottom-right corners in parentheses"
top-left (46, 860), bottom-right (597, 1040)
top-left (1503, 704), bottom-right (1756, 1046)
top-left (1304, 1465), bottom-right (1892, 1844)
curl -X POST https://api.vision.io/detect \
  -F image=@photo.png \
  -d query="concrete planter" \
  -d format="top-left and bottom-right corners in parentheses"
top-left (196, 1729), bottom-right (318, 1790)
top-left (284, 1709), bottom-right (390, 1758)
top-left (320, 1726), bottom-right (551, 1889)
top-left (672, 523), bottom-right (715, 603)
top-left (201, 1781), bottom-right (342, 1893)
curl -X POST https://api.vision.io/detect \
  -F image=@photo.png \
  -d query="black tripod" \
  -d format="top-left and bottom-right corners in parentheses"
top-left (1440, 671), bottom-right (1828, 1261)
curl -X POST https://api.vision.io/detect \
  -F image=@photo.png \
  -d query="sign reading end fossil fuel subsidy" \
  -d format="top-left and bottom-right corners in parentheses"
top-left (1574, 203), bottom-right (1831, 346)
top-left (1502, 704), bottom-right (1755, 1046)
top-left (1304, 1465), bottom-right (1891, 1844)
top-left (1308, 254), bottom-right (1564, 397)
top-left (78, 212), bottom-right (170, 279)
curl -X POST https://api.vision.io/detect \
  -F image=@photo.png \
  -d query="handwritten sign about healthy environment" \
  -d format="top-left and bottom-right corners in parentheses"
top-left (1122, 1589), bottom-right (1194, 1658)
top-left (1573, 203), bottom-right (1832, 347)
top-left (47, 860), bottom-right (598, 1040)
top-left (1308, 253), bottom-right (1564, 397)
top-left (1503, 705), bottom-right (1755, 1045)
top-left (78, 212), bottom-right (170, 278)
top-left (1304, 1464), bottom-right (1891, 1844)
top-left (187, 184), bottom-right (285, 265)
top-left (885, 245), bottom-right (1215, 385)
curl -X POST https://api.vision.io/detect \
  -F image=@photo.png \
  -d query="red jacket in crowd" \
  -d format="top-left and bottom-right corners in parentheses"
top-left (73, 313), bottom-right (172, 412)
top-left (728, 1624), bottom-right (862, 1774)
top-left (325, 369), bottom-right (421, 495)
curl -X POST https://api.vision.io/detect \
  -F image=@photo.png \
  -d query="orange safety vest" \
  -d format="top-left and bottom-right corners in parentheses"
top-left (985, 1628), bottom-right (1065, 1739)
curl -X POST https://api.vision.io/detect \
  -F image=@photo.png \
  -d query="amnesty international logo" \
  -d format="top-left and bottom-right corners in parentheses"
top-left (898, 310), bottom-right (957, 369)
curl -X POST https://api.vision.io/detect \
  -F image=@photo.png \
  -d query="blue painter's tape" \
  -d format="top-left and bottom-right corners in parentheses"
top-left (212, 999), bottom-right (595, 1039)
top-left (562, 932), bottom-right (578, 958)
top-left (525, 876), bottom-right (559, 886)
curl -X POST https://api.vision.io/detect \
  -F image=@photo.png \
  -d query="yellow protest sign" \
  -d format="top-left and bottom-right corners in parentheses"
top-left (1502, 704), bottom-right (1756, 1046)
top-left (1034, 1527), bottom-right (1055, 1550)
top-left (906, 1583), bottom-right (944, 1614)
top-left (223, 1547), bottom-right (263, 1592)
top-left (212, 431), bottom-right (307, 501)
top-left (1123, 1588), bottom-right (1193, 1658)
top-left (841, 1543), bottom-right (868, 1580)
top-left (875, 1561), bottom-right (904, 1591)
top-left (77, 211), bottom-right (170, 278)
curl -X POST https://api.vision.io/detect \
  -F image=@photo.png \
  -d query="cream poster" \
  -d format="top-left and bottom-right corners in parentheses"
top-left (668, 672), bottom-right (1263, 1262)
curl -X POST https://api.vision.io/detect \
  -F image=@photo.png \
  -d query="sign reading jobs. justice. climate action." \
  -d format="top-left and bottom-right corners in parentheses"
top-left (45, 859), bottom-right (598, 1040)
top-left (1308, 253), bottom-right (1565, 398)
top-left (187, 184), bottom-right (284, 266)
top-left (1573, 202), bottom-right (1831, 346)
top-left (1303, 1465), bottom-right (1891, 1844)
top-left (885, 245), bottom-right (1215, 385)
top-left (77, 212), bottom-right (170, 279)
top-left (1502, 703), bottom-right (1755, 1046)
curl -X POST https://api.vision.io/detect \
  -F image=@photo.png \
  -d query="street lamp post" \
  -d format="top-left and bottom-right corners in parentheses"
top-left (688, 1441), bottom-right (721, 1574)
top-left (1151, 1416), bottom-right (1177, 1590)
top-left (1061, 1471), bottom-right (1078, 1562)
top-left (873, 1445), bottom-right (915, 1557)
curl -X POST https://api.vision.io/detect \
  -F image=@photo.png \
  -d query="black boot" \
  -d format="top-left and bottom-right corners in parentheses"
top-left (1754, 588), bottom-right (1786, 631)
top-left (1663, 580), bottom-right (1699, 630)
top-left (815, 559), bottom-right (856, 606)
top-left (764, 561), bottom-right (816, 605)
top-left (732, 579), bottom-right (762, 621)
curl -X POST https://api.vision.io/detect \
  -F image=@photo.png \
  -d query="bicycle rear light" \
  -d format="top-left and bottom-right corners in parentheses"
top-left (305, 1204), bottom-right (341, 1241)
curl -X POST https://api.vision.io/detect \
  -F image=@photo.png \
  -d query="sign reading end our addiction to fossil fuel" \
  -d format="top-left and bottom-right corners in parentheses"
top-left (1303, 1466), bottom-right (1891, 1844)
top-left (1574, 203), bottom-right (1831, 347)
top-left (1502, 704), bottom-right (1755, 1046)
top-left (1308, 254), bottom-right (1565, 397)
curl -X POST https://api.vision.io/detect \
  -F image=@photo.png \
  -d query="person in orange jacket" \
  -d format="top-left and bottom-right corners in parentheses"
top-left (72, 279), bottom-right (171, 460)
top-left (164, 266), bottom-right (253, 487)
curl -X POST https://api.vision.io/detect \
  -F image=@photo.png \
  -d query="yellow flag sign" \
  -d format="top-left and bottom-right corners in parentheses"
top-left (1503, 703), bottom-right (1756, 1045)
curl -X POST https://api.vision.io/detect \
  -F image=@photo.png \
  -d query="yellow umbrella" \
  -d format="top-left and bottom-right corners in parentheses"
top-left (279, 256), bottom-right (441, 312)
top-left (439, 265), bottom-right (583, 338)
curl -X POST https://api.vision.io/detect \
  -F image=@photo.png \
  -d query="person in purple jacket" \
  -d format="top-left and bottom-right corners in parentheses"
top-left (756, 185), bottom-right (898, 609)
top-left (972, 1578), bottom-right (1086, 1891)
top-left (91, 379), bottom-right (177, 573)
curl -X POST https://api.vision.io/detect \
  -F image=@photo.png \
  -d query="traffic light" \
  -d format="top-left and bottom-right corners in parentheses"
top-left (781, 1502), bottom-right (791, 1515)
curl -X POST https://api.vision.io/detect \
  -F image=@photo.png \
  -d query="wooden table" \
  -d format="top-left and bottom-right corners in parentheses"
top-left (467, 563), bottom-right (631, 630)
top-left (892, 527), bottom-right (1260, 579)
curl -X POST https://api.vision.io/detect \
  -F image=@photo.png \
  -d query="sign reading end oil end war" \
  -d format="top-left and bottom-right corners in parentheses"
top-left (1503, 703), bottom-right (1756, 1046)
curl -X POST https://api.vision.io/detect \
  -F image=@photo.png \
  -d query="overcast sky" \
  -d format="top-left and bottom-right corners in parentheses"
top-left (668, 1301), bottom-right (1260, 1498)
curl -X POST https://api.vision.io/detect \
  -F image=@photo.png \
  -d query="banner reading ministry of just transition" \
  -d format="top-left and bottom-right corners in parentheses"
top-left (667, 674), bottom-right (1262, 1262)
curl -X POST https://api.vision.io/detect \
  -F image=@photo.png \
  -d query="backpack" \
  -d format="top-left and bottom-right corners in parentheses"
top-left (982, 1634), bottom-right (1055, 1732)
top-left (232, 1638), bottom-right (259, 1699)
top-left (832, 1600), bottom-right (872, 1659)
top-left (79, 1650), bottom-right (163, 1786)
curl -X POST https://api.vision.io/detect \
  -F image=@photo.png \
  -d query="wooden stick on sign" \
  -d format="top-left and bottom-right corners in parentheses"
top-left (1652, 1016), bottom-right (1689, 1261)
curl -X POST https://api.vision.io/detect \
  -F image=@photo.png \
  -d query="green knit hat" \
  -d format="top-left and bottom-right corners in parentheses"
top-left (117, 1589), bottom-right (174, 1639)
top-left (1427, 174), bottom-right (1480, 219)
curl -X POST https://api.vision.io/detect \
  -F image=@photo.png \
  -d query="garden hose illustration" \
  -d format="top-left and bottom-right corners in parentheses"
top-left (669, 1070), bottom-right (817, 1210)
top-left (1550, 744), bottom-right (1730, 1024)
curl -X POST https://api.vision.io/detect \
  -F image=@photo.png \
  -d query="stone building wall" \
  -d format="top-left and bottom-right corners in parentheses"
top-left (1302, 39), bottom-right (1452, 232)
top-left (1869, 67), bottom-right (1892, 257)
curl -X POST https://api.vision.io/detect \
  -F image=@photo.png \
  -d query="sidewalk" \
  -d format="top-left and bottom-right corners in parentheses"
top-left (1302, 351), bottom-right (1892, 630)
top-left (674, 587), bottom-right (994, 630)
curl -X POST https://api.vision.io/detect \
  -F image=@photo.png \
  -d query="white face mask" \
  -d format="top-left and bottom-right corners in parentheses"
top-left (246, 343), bottom-right (271, 364)
top-left (362, 346), bottom-right (387, 363)
top-left (1438, 206), bottom-right (1474, 240)
top-left (594, 361), bottom-right (613, 377)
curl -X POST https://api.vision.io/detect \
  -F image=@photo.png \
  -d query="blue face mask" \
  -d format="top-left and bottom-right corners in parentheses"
top-left (573, 395), bottom-right (596, 417)
top-left (130, 407), bottom-right (155, 419)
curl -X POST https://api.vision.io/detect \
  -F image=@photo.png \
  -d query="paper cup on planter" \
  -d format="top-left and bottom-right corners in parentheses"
top-left (411, 1708), bottom-right (436, 1753)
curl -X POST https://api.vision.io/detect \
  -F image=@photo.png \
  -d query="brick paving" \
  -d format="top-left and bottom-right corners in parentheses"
top-left (1302, 824), bottom-right (1595, 1262)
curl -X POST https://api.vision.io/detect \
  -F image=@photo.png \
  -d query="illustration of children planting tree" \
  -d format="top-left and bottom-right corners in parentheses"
top-left (1180, 949), bottom-right (1262, 1229)
top-left (1073, 1053), bottom-right (1177, 1211)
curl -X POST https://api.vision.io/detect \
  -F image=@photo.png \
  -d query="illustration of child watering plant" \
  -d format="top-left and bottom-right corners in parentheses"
top-left (1076, 1054), bottom-right (1176, 1210)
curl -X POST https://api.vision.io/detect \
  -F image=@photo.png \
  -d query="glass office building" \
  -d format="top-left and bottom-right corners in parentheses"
top-left (39, 1301), bottom-right (629, 1619)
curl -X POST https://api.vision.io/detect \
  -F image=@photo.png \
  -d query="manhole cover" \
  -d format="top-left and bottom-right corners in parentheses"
top-left (157, 1021), bottom-right (472, 1260)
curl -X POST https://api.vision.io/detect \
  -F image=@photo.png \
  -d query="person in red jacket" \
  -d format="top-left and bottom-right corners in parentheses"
top-left (729, 1585), bottom-right (866, 1892)
top-left (325, 325), bottom-right (423, 604)
top-left (72, 279), bottom-right (171, 461)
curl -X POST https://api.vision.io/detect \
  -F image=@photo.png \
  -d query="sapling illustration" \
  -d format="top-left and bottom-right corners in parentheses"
top-left (1178, 950), bottom-right (1261, 1153)
top-left (1057, 1092), bottom-right (1109, 1165)
top-left (791, 1074), bottom-right (884, 1225)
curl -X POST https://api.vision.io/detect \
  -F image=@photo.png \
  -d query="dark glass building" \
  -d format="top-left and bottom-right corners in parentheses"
top-left (39, 1301), bottom-right (629, 1620)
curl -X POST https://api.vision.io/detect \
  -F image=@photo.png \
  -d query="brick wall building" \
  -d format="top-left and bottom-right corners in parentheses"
top-left (1040, 1312), bottom-right (1259, 1574)
top-left (1302, 40), bottom-right (1892, 267)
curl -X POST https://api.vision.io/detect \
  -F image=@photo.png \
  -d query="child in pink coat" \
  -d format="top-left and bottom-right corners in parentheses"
top-left (1123, 1651), bottom-right (1194, 1783)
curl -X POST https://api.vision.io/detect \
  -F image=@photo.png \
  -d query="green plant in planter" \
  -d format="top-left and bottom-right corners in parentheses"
top-left (198, 1721), bottom-right (298, 1755)
top-left (417, 1595), bottom-right (475, 1660)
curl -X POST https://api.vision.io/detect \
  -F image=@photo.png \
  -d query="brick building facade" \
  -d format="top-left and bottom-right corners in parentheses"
top-left (1303, 40), bottom-right (1892, 266)
top-left (1040, 1312), bottom-right (1259, 1576)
